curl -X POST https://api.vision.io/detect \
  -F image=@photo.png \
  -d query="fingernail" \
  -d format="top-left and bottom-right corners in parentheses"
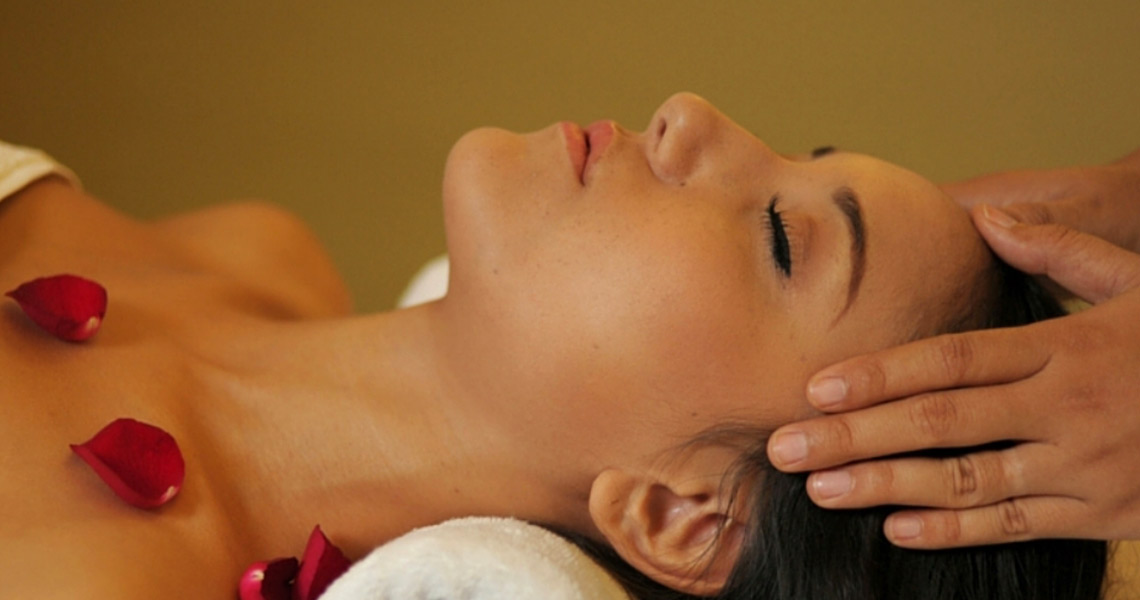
top-left (890, 515), bottom-right (924, 540)
top-left (770, 432), bottom-right (808, 465)
top-left (808, 377), bottom-right (848, 408)
top-left (982, 205), bottom-right (1018, 229)
top-left (812, 470), bottom-right (852, 499)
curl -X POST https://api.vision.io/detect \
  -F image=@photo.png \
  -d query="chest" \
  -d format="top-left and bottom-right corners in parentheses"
top-left (0, 333), bottom-right (250, 597)
top-left (0, 187), bottom-right (344, 595)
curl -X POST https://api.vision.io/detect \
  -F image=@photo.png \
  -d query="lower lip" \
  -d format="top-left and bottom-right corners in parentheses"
top-left (582, 120), bottom-right (615, 182)
top-left (560, 121), bottom-right (587, 183)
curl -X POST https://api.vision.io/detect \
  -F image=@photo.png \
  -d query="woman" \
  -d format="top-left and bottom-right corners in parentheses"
top-left (0, 93), bottom-right (1105, 598)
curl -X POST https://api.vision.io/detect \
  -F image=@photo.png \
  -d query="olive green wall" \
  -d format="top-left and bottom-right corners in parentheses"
top-left (3, 2), bottom-right (1138, 311)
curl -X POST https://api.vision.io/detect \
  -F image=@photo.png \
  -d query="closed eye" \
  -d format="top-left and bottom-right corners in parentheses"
top-left (766, 195), bottom-right (792, 277)
top-left (811, 146), bottom-right (836, 159)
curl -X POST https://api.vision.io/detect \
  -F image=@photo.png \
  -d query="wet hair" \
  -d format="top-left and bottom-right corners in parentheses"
top-left (564, 258), bottom-right (1109, 599)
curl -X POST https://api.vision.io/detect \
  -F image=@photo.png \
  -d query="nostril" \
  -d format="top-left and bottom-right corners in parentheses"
top-left (655, 117), bottom-right (667, 152)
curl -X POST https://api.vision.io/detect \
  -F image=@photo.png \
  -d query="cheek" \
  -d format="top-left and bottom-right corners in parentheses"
top-left (557, 236), bottom-right (807, 426)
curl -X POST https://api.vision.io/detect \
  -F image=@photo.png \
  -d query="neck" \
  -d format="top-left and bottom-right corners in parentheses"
top-left (200, 301), bottom-right (597, 559)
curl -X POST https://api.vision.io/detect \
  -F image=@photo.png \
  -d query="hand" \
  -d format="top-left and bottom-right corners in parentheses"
top-left (766, 206), bottom-right (1140, 548)
top-left (941, 147), bottom-right (1140, 254)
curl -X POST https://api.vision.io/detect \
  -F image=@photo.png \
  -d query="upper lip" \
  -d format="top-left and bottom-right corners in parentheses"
top-left (582, 120), bottom-right (615, 184)
top-left (562, 120), bottom-right (616, 185)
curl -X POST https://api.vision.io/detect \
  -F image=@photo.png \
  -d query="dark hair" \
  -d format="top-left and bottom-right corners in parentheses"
top-left (567, 259), bottom-right (1109, 599)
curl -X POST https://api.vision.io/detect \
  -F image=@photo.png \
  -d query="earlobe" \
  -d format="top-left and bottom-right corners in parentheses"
top-left (588, 466), bottom-right (746, 595)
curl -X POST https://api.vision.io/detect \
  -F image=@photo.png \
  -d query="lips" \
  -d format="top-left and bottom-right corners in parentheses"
top-left (561, 120), bottom-right (615, 184)
top-left (582, 120), bottom-right (614, 182)
top-left (560, 122), bottom-right (587, 183)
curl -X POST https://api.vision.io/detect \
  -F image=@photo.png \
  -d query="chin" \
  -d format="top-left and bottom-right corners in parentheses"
top-left (440, 127), bottom-right (524, 296)
top-left (444, 126), bottom-right (535, 209)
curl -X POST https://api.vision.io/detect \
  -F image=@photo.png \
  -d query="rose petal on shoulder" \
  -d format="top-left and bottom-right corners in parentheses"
top-left (240, 557), bottom-right (299, 600)
top-left (5, 274), bottom-right (108, 342)
top-left (70, 418), bottom-right (185, 509)
top-left (293, 525), bottom-right (352, 600)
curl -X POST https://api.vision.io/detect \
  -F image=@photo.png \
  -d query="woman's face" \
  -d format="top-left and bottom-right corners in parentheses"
top-left (439, 93), bottom-right (989, 451)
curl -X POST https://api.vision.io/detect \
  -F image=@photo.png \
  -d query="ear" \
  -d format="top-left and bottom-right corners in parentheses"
top-left (588, 459), bottom-right (747, 596)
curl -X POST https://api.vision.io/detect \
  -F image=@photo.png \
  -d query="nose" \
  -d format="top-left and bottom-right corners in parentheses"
top-left (647, 92), bottom-right (781, 186)
top-left (646, 92), bottom-right (725, 185)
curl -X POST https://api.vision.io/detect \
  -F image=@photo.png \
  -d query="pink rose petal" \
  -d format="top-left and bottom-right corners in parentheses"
top-left (239, 557), bottom-right (299, 600)
top-left (293, 525), bottom-right (351, 600)
top-left (5, 274), bottom-right (107, 342)
top-left (70, 418), bottom-right (185, 509)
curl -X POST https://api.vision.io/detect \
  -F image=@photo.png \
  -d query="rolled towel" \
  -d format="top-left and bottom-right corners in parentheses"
top-left (321, 517), bottom-right (630, 600)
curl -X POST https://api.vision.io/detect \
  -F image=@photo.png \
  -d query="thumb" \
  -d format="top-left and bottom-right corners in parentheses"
top-left (1002, 197), bottom-right (1107, 238)
top-left (973, 204), bottom-right (1140, 304)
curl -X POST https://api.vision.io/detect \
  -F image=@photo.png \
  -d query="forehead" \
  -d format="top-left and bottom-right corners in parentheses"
top-left (830, 153), bottom-right (987, 345)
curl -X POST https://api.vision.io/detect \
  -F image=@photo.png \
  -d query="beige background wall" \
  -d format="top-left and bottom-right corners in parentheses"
top-left (3, 2), bottom-right (1138, 311)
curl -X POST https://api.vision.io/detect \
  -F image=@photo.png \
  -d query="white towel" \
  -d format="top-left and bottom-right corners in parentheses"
top-left (321, 517), bottom-right (630, 600)
top-left (0, 140), bottom-right (82, 203)
top-left (395, 255), bottom-right (449, 308)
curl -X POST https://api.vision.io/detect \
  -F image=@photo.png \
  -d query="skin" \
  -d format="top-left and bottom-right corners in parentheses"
top-left (767, 150), bottom-right (1140, 556)
top-left (0, 93), bottom-right (988, 597)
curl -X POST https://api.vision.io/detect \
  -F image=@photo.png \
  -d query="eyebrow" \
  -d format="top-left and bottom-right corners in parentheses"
top-left (811, 146), bottom-right (837, 159)
top-left (833, 186), bottom-right (866, 320)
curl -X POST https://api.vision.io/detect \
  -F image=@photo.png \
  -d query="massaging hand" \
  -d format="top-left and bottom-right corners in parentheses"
top-left (767, 207), bottom-right (1140, 548)
top-left (940, 147), bottom-right (1140, 254)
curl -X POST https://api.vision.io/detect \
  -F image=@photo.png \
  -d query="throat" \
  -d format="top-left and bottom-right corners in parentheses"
top-left (194, 303), bottom-right (592, 560)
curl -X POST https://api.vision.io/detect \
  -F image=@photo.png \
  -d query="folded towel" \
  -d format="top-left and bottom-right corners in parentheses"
top-left (321, 517), bottom-right (629, 600)
top-left (0, 140), bottom-right (81, 202)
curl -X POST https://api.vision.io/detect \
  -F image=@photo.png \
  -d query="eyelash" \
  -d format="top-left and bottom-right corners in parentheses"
top-left (811, 146), bottom-right (836, 158)
top-left (765, 196), bottom-right (792, 277)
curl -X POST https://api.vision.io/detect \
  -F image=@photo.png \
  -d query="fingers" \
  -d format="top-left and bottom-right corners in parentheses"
top-left (974, 204), bottom-right (1140, 303)
top-left (804, 325), bottom-right (1049, 412)
top-left (805, 443), bottom-right (1050, 510)
top-left (768, 383), bottom-right (1037, 472)
top-left (882, 496), bottom-right (1086, 549)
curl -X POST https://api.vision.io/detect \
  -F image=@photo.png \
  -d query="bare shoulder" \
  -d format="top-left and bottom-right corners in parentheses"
top-left (156, 201), bottom-right (353, 318)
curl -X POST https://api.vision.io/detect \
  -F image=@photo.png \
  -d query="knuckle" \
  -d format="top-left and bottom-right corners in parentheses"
top-left (853, 461), bottom-right (897, 501)
top-left (850, 357), bottom-right (890, 401)
top-left (945, 451), bottom-right (1022, 508)
top-left (996, 499), bottom-right (1033, 538)
top-left (938, 512), bottom-right (965, 545)
top-left (908, 393), bottom-right (960, 442)
top-left (1012, 202), bottom-right (1055, 226)
top-left (946, 455), bottom-right (981, 505)
top-left (933, 335), bottom-right (975, 384)
top-left (1061, 381), bottom-right (1107, 415)
top-left (1036, 222), bottom-right (1082, 249)
top-left (822, 415), bottom-right (859, 459)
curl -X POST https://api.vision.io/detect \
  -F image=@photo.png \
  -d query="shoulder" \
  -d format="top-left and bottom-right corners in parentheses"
top-left (156, 201), bottom-right (353, 318)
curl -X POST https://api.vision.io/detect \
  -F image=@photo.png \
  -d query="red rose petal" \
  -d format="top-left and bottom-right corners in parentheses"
top-left (5, 274), bottom-right (107, 342)
top-left (293, 525), bottom-right (351, 600)
top-left (70, 418), bottom-right (185, 509)
top-left (239, 557), bottom-right (299, 600)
